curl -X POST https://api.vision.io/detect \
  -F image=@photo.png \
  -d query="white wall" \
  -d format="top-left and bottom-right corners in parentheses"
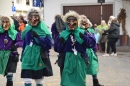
top-left (0, 0), bottom-right (41, 16)
top-left (0, 0), bottom-right (13, 16)
top-left (44, 0), bottom-right (130, 35)
top-left (44, 0), bottom-right (118, 28)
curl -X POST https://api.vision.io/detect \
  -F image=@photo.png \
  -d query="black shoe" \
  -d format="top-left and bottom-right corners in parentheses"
top-left (93, 79), bottom-right (104, 86)
top-left (6, 81), bottom-right (13, 86)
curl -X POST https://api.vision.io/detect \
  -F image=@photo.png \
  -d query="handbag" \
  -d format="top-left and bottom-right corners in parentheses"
top-left (81, 53), bottom-right (89, 66)
top-left (55, 53), bottom-right (65, 67)
top-left (40, 48), bottom-right (53, 76)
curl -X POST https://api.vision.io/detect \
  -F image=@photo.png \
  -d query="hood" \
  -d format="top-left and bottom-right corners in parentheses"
top-left (113, 22), bottom-right (120, 27)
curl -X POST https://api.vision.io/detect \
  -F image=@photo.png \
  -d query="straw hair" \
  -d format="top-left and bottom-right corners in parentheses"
top-left (0, 16), bottom-right (14, 25)
top-left (26, 8), bottom-right (43, 21)
top-left (64, 10), bottom-right (80, 22)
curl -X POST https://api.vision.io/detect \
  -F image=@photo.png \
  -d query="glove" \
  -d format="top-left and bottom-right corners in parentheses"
top-left (59, 37), bottom-right (65, 44)
top-left (11, 44), bottom-right (17, 51)
top-left (31, 31), bottom-right (39, 38)
top-left (79, 32), bottom-right (84, 38)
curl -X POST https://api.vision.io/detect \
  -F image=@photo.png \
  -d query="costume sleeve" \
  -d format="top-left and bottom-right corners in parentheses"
top-left (51, 23), bottom-right (59, 40)
top-left (15, 33), bottom-right (23, 47)
top-left (38, 35), bottom-right (52, 50)
top-left (83, 32), bottom-right (96, 48)
top-left (54, 35), bottom-right (65, 53)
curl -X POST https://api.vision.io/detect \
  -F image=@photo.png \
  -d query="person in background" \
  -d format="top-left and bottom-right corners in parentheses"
top-left (97, 20), bottom-right (108, 53)
top-left (103, 18), bottom-right (120, 56)
top-left (80, 17), bottom-right (103, 86)
top-left (51, 15), bottom-right (65, 40)
top-left (18, 16), bottom-right (25, 32)
top-left (0, 16), bottom-right (22, 86)
top-left (54, 10), bottom-right (96, 86)
top-left (94, 24), bottom-right (100, 51)
top-left (107, 16), bottom-right (115, 28)
top-left (12, 15), bottom-right (20, 32)
top-left (21, 8), bottom-right (53, 86)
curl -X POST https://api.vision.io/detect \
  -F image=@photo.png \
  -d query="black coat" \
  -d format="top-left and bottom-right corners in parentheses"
top-left (104, 22), bottom-right (120, 39)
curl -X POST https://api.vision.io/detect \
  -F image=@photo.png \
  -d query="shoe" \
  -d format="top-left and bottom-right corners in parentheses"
top-left (37, 84), bottom-right (43, 86)
top-left (110, 52), bottom-right (114, 55)
top-left (25, 83), bottom-right (32, 86)
top-left (114, 53), bottom-right (117, 56)
top-left (6, 81), bottom-right (13, 86)
top-left (93, 79), bottom-right (104, 86)
top-left (102, 53), bottom-right (109, 56)
top-left (111, 53), bottom-right (117, 56)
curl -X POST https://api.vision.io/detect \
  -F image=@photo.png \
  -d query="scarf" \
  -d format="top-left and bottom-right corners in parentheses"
top-left (21, 21), bottom-right (51, 39)
top-left (0, 24), bottom-right (17, 40)
top-left (60, 26), bottom-right (85, 44)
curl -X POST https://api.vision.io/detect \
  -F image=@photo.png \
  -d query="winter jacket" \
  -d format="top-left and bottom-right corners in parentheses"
top-left (104, 22), bottom-right (120, 39)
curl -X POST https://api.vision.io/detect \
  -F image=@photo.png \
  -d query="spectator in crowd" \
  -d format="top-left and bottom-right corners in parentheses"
top-left (12, 15), bottom-right (20, 32)
top-left (103, 18), bottom-right (120, 56)
top-left (97, 20), bottom-right (108, 53)
top-left (18, 16), bottom-right (25, 32)
top-left (107, 16), bottom-right (115, 28)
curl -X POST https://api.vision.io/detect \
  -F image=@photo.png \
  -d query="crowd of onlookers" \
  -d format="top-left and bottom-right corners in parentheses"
top-left (51, 15), bottom-right (120, 57)
top-left (10, 15), bottom-right (27, 33)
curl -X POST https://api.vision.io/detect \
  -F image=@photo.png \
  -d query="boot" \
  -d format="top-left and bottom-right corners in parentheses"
top-left (6, 81), bottom-right (13, 86)
top-left (36, 84), bottom-right (43, 86)
top-left (93, 79), bottom-right (104, 86)
top-left (25, 83), bottom-right (32, 86)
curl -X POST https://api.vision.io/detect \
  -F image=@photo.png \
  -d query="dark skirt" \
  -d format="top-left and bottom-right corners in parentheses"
top-left (21, 57), bottom-right (53, 79)
top-left (21, 48), bottom-right (53, 79)
top-left (5, 55), bottom-right (18, 76)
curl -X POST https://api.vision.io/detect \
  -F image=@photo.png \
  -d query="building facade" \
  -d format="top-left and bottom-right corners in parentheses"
top-left (0, 0), bottom-right (41, 16)
top-left (44, 0), bottom-right (130, 37)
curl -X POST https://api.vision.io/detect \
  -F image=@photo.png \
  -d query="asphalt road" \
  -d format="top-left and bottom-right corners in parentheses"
top-left (0, 48), bottom-right (130, 86)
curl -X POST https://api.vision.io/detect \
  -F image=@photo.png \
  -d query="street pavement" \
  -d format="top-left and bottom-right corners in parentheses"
top-left (0, 48), bottom-right (130, 86)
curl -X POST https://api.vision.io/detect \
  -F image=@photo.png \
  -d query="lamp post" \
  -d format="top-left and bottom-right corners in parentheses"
top-left (98, 0), bottom-right (105, 21)
top-left (12, 1), bottom-right (14, 6)
top-left (100, 2), bottom-right (103, 20)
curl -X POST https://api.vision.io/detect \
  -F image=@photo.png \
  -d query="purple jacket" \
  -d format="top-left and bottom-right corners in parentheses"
top-left (51, 23), bottom-right (59, 40)
top-left (22, 30), bottom-right (52, 55)
top-left (0, 32), bottom-right (22, 56)
top-left (54, 32), bottom-right (96, 58)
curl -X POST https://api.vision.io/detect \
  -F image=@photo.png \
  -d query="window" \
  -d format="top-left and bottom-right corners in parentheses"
top-left (26, 0), bottom-right (30, 6)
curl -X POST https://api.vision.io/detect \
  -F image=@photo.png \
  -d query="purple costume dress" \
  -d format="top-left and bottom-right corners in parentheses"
top-left (54, 32), bottom-right (96, 75)
top-left (0, 31), bottom-right (22, 75)
top-left (21, 30), bottom-right (53, 79)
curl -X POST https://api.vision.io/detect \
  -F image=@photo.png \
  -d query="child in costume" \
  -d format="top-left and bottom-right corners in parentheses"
top-left (80, 17), bottom-right (103, 86)
top-left (21, 9), bottom-right (53, 86)
top-left (0, 16), bottom-right (22, 86)
top-left (54, 10), bottom-right (96, 86)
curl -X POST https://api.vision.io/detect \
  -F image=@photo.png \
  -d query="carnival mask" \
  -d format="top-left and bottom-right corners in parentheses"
top-left (28, 12), bottom-right (40, 26)
top-left (67, 16), bottom-right (78, 30)
top-left (81, 21), bottom-right (89, 29)
top-left (2, 17), bottom-right (10, 31)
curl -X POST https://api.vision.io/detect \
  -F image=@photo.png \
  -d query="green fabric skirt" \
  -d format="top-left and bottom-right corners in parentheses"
top-left (21, 45), bottom-right (45, 70)
top-left (0, 50), bottom-right (11, 75)
top-left (61, 52), bottom-right (86, 86)
top-left (86, 49), bottom-right (99, 75)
